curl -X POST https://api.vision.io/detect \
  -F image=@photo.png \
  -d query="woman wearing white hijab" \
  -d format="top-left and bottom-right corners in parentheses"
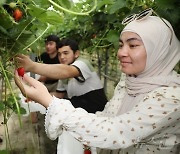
top-left (15, 14), bottom-right (180, 154)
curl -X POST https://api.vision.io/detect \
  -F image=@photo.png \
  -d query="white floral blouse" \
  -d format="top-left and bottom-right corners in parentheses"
top-left (45, 78), bottom-right (180, 154)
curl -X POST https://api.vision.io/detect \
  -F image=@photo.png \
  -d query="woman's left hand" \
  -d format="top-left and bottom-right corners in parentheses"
top-left (14, 71), bottom-right (53, 108)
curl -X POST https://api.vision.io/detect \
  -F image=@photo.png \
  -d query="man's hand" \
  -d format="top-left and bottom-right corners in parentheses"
top-left (15, 54), bottom-right (35, 72)
top-left (14, 71), bottom-right (53, 108)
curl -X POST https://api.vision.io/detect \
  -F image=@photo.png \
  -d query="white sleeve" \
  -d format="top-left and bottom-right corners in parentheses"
top-left (72, 60), bottom-right (91, 81)
top-left (45, 87), bottom-right (180, 149)
top-left (56, 80), bottom-right (66, 92)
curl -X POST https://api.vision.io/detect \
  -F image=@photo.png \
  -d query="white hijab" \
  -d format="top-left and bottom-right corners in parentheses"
top-left (117, 16), bottom-right (180, 114)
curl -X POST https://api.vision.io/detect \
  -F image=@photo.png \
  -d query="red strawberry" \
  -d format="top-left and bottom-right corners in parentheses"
top-left (84, 149), bottom-right (91, 154)
top-left (17, 67), bottom-right (25, 77)
top-left (13, 8), bottom-right (23, 21)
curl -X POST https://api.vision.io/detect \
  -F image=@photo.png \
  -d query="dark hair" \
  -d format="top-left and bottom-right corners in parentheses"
top-left (45, 35), bottom-right (60, 50)
top-left (58, 39), bottom-right (79, 53)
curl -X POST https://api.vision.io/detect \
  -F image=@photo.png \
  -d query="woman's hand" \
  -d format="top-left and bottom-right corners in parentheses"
top-left (14, 71), bottom-right (53, 108)
top-left (15, 54), bottom-right (35, 72)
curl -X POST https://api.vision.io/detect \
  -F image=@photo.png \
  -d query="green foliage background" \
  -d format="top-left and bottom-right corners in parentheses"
top-left (0, 0), bottom-right (179, 55)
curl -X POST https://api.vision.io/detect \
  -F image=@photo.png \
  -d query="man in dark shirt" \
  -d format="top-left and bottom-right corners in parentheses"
top-left (36, 35), bottom-right (60, 92)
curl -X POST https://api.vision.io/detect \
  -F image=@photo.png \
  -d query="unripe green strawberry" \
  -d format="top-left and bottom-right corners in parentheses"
top-left (9, 2), bottom-right (17, 9)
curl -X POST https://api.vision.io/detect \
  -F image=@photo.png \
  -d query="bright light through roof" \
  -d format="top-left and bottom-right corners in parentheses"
top-left (72, 0), bottom-right (80, 3)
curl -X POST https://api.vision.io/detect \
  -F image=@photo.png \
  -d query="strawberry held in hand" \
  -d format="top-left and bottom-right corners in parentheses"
top-left (17, 67), bottom-right (25, 77)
